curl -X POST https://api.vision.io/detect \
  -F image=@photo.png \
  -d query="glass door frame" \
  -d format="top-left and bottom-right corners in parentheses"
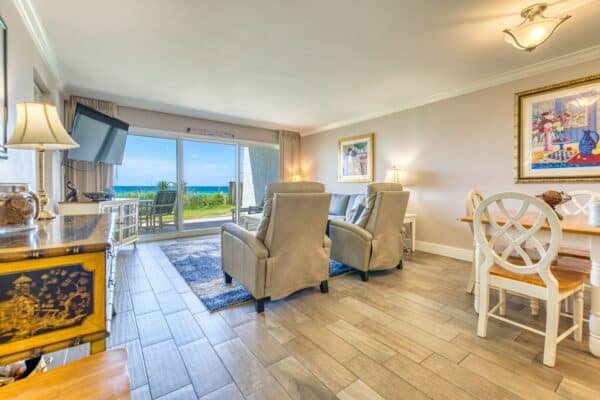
top-left (129, 127), bottom-right (278, 242)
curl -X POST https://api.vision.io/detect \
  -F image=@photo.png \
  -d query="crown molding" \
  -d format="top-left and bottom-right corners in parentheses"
top-left (12, 0), bottom-right (63, 88)
top-left (304, 44), bottom-right (600, 136)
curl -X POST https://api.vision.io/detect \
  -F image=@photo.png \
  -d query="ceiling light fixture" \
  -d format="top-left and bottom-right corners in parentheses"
top-left (503, 3), bottom-right (571, 51)
top-left (570, 94), bottom-right (599, 108)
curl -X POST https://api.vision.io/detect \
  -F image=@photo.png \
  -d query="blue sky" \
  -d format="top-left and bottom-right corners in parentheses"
top-left (114, 135), bottom-right (236, 186)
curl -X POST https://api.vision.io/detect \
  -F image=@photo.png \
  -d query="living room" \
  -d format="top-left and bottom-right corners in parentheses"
top-left (1, 1), bottom-right (600, 399)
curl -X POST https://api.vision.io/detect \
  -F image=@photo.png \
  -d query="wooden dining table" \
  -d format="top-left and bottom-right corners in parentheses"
top-left (459, 212), bottom-right (600, 358)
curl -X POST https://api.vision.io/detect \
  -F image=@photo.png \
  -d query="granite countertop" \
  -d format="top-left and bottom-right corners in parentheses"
top-left (0, 214), bottom-right (114, 263)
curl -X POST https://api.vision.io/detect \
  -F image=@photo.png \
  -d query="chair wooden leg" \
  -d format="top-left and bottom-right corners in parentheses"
top-left (499, 289), bottom-right (507, 316)
top-left (396, 260), bottom-right (403, 270)
top-left (530, 298), bottom-right (540, 316)
top-left (543, 299), bottom-right (560, 367)
top-left (255, 298), bottom-right (266, 313)
top-left (573, 290), bottom-right (584, 342)
top-left (477, 276), bottom-right (489, 338)
top-left (466, 255), bottom-right (476, 294)
top-left (360, 271), bottom-right (369, 282)
top-left (224, 272), bottom-right (232, 284)
top-left (320, 280), bottom-right (329, 293)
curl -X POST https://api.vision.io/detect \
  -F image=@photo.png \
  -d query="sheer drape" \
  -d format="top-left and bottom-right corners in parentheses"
top-left (278, 130), bottom-right (302, 182)
top-left (63, 96), bottom-right (118, 194)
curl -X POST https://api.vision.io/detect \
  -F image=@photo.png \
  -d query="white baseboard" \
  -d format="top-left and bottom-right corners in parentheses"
top-left (415, 240), bottom-right (473, 262)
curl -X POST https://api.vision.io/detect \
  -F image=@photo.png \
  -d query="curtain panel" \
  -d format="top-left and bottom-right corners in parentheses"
top-left (63, 96), bottom-right (118, 194)
top-left (278, 130), bottom-right (302, 182)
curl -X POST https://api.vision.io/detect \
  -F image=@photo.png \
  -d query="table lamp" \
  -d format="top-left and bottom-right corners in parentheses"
top-left (5, 102), bottom-right (79, 219)
top-left (385, 166), bottom-right (404, 185)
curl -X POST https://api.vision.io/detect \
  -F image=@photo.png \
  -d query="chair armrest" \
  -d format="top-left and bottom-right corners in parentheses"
top-left (221, 223), bottom-right (268, 259)
top-left (323, 235), bottom-right (331, 250)
top-left (329, 219), bottom-right (372, 270)
top-left (329, 219), bottom-right (373, 242)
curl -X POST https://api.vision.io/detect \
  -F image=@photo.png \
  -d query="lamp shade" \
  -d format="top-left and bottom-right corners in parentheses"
top-left (5, 102), bottom-right (79, 150)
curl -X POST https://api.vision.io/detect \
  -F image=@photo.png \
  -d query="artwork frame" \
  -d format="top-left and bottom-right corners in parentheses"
top-left (515, 73), bottom-right (600, 183)
top-left (337, 133), bottom-right (374, 183)
top-left (0, 16), bottom-right (6, 160)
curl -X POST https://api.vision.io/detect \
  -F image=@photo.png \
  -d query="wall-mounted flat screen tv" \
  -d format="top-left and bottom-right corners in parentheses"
top-left (67, 103), bottom-right (129, 165)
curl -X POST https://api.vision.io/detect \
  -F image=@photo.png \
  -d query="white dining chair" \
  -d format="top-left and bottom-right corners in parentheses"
top-left (465, 189), bottom-right (484, 294)
top-left (555, 190), bottom-right (600, 260)
top-left (556, 190), bottom-right (598, 312)
top-left (474, 192), bottom-right (587, 367)
top-left (558, 190), bottom-right (600, 217)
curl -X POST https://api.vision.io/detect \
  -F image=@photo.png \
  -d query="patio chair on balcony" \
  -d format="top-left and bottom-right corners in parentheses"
top-left (139, 190), bottom-right (177, 232)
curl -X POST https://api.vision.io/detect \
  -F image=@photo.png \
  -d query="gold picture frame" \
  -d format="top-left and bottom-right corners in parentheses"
top-left (514, 73), bottom-right (600, 183)
top-left (338, 133), bottom-right (374, 182)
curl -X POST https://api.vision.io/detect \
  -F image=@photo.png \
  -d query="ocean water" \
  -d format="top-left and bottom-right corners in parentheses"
top-left (113, 186), bottom-right (229, 195)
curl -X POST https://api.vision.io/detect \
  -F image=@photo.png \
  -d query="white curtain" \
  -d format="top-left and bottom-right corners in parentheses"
top-left (278, 130), bottom-right (302, 182)
top-left (63, 96), bottom-right (118, 194)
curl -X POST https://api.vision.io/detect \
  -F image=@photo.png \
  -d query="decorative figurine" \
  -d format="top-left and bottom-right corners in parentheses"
top-left (537, 190), bottom-right (572, 220)
top-left (65, 181), bottom-right (79, 202)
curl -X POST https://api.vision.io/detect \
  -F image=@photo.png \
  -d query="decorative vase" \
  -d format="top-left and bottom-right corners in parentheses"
top-left (589, 201), bottom-right (600, 227)
top-left (0, 183), bottom-right (40, 234)
top-left (579, 130), bottom-right (599, 155)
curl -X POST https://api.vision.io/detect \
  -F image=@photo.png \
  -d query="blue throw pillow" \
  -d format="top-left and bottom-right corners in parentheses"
top-left (352, 203), bottom-right (366, 224)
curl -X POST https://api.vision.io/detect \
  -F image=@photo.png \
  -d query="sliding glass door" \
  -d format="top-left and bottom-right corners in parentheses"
top-left (115, 132), bottom-right (278, 239)
top-left (114, 135), bottom-right (178, 236)
top-left (182, 140), bottom-right (236, 231)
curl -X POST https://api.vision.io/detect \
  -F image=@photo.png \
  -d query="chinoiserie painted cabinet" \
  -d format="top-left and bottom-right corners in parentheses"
top-left (0, 215), bottom-right (115, 364)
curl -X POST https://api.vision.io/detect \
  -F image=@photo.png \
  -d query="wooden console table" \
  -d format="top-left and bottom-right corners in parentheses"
top-left (0, 215), bottom-right (115, 364)
top-left (0, 349), bottom-right (130, 399)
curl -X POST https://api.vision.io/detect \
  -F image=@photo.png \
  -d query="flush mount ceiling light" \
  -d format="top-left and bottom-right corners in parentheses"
top-left (503, 3), bottom-right (571, 51)
top-left (570, 94), bottom-right (599, 108)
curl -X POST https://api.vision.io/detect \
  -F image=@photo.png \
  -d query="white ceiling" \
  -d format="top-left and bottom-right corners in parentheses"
top-left (28, 0), bottom-right (600, 133)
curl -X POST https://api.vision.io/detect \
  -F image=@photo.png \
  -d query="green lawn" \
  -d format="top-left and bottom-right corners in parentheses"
top-left (156, 204), bottom-right (233, 223)
top-left (183, 204), bottom-right (233, 220)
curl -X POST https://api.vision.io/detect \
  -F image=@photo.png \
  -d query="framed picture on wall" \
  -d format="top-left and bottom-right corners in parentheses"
top-left (515, 74), bottom-right (600, 183)
top-left (337, 133), bottom-right (374, 182)
top-left (0, 17), bottom-right (6, 160)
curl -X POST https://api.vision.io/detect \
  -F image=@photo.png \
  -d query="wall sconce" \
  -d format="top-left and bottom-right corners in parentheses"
top-left (503, 3), bottom-right (570, 52)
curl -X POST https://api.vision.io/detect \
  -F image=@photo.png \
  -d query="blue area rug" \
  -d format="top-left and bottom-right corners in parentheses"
top-left (160, 236), bottom-right (353, 312)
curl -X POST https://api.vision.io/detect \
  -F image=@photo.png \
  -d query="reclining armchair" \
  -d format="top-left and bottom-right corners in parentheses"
top-left (329, 183), bottom-right (409, 281)
top-left (221, 182), bottom-right (332, 312)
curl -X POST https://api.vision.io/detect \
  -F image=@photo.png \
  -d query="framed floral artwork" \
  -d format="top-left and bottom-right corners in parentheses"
top-left (515, 74), bottom-right (600, 183)
top-left (338, 133), bottom-right (374, 182)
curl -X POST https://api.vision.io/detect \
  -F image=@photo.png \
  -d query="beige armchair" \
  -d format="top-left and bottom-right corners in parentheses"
top-left (329, 183), bottom-right (409, 281)
top-left (221, 182), bottom-right (332, 312)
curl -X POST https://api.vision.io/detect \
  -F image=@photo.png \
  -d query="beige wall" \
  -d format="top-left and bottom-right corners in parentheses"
top-left (118, 106), bottom-right (278, 144)
top-left (302, 59), bottom-right (600, 254)
top-left (0, 0), bottom-right (62, 205)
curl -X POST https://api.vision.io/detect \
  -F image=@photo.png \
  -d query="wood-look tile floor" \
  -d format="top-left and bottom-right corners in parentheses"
top-left (103, 238), bottom-right (599, 400)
